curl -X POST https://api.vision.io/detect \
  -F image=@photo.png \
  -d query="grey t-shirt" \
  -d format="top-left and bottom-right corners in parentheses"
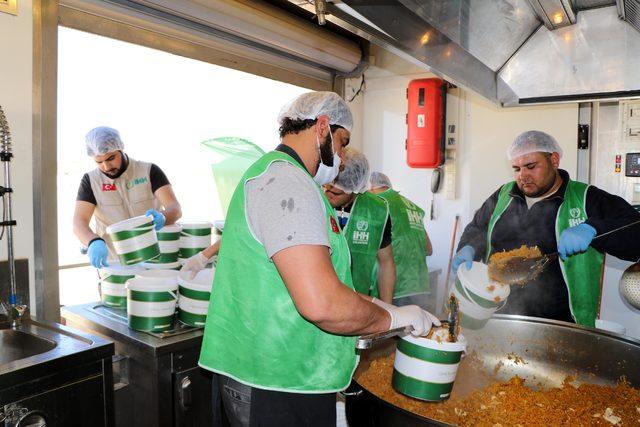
top-left (245, 161), bottom-right (329, 258)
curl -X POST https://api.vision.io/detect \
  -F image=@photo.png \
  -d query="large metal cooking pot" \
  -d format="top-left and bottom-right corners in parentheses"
top-left (346, 315), bottom-right (640, 427)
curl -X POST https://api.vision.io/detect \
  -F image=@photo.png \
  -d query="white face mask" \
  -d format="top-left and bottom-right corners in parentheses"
top-left (313, 131), bottom-right (341, 185)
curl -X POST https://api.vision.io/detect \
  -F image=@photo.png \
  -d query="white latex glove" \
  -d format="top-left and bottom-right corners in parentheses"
top-left (180, 252), bottom-right (208, 279)
top-left (383, 304), bottom-right (441, 337)
top-left (371, 297), bottom-right (395, 311)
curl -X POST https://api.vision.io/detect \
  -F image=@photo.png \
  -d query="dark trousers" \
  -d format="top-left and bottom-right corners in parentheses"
top-left (212, 373), bottom-right (336, 427)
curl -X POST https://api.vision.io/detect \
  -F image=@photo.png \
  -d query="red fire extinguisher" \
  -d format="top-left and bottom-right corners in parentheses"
top-left (406, 78), bottom-right (446, 168)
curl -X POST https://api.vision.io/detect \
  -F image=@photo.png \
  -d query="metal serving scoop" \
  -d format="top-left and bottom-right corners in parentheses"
top-left (488, 252), bottom-right (559, 285)
top-left (489, 219), bottom-right (640, 285)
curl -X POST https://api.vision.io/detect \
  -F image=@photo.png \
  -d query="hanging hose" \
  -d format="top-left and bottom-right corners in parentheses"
top-left (0, 105), bottom-right (17, 307)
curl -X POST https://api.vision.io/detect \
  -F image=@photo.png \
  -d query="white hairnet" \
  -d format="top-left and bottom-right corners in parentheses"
top-left (369, 171), bottom-right (392, 190)
top-left (85, 126), bottom-right (124, 157)
top-left (333, 148), bottom-right (370, 194)
top-left (277, 91), bottom-right (353, 132)
top-left (507, 130), bottom-right (563, 160)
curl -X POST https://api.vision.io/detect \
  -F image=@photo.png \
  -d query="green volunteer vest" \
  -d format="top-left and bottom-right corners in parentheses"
top-left (377, 189), bottom-right (429, 298)
top-left (486, 180), bottom-right (604, 327)
top-left (343, 192), bottom-right (389, 295)
top-left (198, 151), bottom-right (357, 393)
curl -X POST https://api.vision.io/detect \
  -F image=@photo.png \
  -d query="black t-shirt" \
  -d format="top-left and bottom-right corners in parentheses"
top-left (76, 163), bottom-right (170, 205)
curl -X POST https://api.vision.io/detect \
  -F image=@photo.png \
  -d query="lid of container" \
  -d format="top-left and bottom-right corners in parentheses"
top-left (158, 224), bottom-right (182, 234)
top-left (457, 262), bottom-right (510, 301)
top-left (136, 269), bottom-right (180, 279)
top-left (126, 277), bottom-right (178, 292)
top-left (142, 261), bottom-right (182, 270)
top-left (100, 261), bottom-right (146, 275)
top-left (178, 268), bottom-right (215, 291)
top-left (178, 221), bottom-right (213, 229)
top-left (106, 214), bottom-right (154, 234)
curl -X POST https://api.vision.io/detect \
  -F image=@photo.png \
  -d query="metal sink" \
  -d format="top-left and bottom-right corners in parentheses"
top-left (0, 317), bottom-right (113, 387)
top-left (0, 329), bottom-right (56, 365)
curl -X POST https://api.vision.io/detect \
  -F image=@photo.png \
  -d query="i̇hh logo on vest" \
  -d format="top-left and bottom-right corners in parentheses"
top-left (568, 207), bottom-right (586, 227)
top-left (352, 220), bottom-right (370, 245)
top-left (126, 176), bottom-right (149, 190)
top-left (402, 198), bottom-right (423, 230)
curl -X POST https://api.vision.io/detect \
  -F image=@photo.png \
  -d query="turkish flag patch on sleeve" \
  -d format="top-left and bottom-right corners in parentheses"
top-left (330, 216), bottom-right (340, 233)
top-left (102, 183), bottom-right (117, 191)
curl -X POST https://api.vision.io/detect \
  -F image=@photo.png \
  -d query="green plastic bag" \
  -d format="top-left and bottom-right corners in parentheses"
top-left (202, 137), bottom-right (265, 217)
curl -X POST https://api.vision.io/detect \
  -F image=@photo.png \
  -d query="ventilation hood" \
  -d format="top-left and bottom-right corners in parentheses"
top-left (292, 1), bottom-right (640, 106)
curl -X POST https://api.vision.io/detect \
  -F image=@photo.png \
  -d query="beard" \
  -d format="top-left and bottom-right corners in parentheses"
top-left (318, 133), bottom-right (334, 166)
top-left (520, 173), bottom-right (557, 197)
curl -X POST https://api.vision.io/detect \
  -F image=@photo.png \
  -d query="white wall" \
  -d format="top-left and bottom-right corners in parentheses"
top-left (360, 69), bottom-right (579, 310)
top-left (463, 95), bottom-right (578, 212)
top-left (0, 2), bottom-right (36, 310)
top-left (590, 101), bottom-right (640, 339)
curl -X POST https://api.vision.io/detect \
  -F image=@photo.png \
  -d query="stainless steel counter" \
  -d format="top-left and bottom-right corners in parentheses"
top-left (61, 303), bottom-right (212, 427)
top-left (62, 303), bottom-right (204, 357)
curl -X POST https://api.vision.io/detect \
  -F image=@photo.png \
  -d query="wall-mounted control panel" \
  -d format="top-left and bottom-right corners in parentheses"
top-left (626, 152), bottom-right (640, 177)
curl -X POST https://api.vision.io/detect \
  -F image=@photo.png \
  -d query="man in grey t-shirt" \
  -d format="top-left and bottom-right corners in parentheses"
top-left (205, 91), bottom-right (439, 427)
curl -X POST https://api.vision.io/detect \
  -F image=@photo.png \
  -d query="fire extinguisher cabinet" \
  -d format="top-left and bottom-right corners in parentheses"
top-left (406, 78), bottom-right (445, 168)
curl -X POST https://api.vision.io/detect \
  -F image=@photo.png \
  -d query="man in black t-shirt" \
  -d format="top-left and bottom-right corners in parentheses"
top-left (73, 126), bottom-right (182, 267)
top-left (324, 148), bottom-right (396, 302)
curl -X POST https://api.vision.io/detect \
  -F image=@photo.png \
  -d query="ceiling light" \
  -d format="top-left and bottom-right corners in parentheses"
top-left (552, 12), bottom-right (564, 24)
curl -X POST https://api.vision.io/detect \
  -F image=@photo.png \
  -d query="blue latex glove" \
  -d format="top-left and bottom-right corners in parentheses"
top-left (146, 209), bottom-right (166, 231)
top-left (87, 239), bottom-right (109, 268)
top-left (558, 223), bottom-right (597, 260)
top-left (452, 245), bottom-right (475, 274)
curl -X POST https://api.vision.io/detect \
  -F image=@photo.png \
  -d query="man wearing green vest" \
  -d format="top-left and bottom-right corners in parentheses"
top-left (324, 148), bottom-right (396, 303)
top-left (199, 92), bottom-right (439, 426)
top-left (453, 130), bottom-right (640, 327)
top-left (368, 172), bottom-right (433, 308)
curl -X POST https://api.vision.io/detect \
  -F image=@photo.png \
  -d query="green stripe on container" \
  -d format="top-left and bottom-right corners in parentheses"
top-left (146, 252), bottom-right (179, 263)
top-left (179, 286), bottom-right (211, 300)
top-left (179, 247), bottom-right (205, 258)
top-left (397, 339), bottom-right (462, 364)
top-left (157, 232), bottom-right (181, 241)
top-left (120, 243), bottom-right (160, 265)
top-left (128, 314), bottom-right (174, 331)
top-left (129, 290), bottom-right (175, 302)
top-left (102, 274), bottom-right (134, 284)
top-left (392, 370), bottom-right (453, 401)
top-left (181, 228), bottom-right (211, 237)
top-left (111, 221), bottom-right (155, 242)
top-left (102, 294), bottom-right (126, 308)
top-left (178, 310), bottom-right (207, 327)
top-left (455, 279), bottom-right (498, 308)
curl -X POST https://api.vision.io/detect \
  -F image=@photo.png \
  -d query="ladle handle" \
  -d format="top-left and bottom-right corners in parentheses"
top-left (547, 220), bottom-right (640, 259)
top-left (593, 219), bottom-right (640, 240)
top-left (355, 326), bottom-right (412, 350)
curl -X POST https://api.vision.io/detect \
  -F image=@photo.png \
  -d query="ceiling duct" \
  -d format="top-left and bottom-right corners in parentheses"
top-left (618, 0), bottom-right (640, 33)
top-left (287, 1), bottom-right (640, 106)
top-left (498, 7), bottom-right (640, 104)
top-left (526, 0), bottom-right (576, 29)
